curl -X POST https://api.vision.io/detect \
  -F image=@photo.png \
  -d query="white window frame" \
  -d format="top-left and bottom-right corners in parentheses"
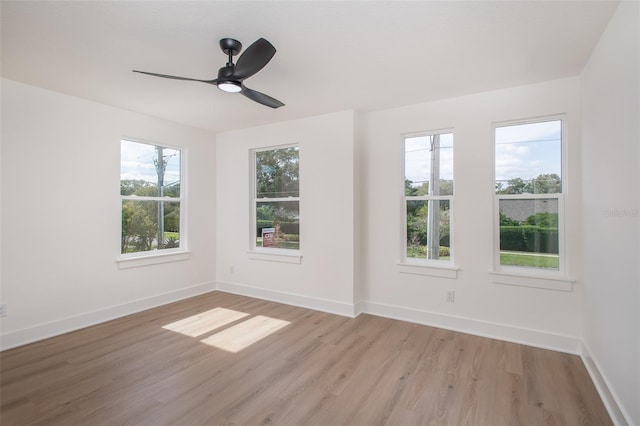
top-left (491, 115), bottom-right (573, 289)
top-left (249, 143), bottom-right (301, 262)
top-left (118, 138), bottom-right (188, 268)
top-left (399, 129), bottom-right (458, 278)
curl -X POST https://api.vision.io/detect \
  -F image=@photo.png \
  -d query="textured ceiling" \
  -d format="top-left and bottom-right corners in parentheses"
top-left (1, 1), bottom-right (618, 133)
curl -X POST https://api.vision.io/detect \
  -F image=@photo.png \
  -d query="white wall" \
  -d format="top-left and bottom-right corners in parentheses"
top-left (2, 7), bottom-right (636, 420)
top-left (581, 1), bottom-right (640, 424)
top-left (360, 77), bottom-right (584, 351)
top-left (0, 79), bottom-right (217, 349)
top-left (215, 79), bottom-right (587, 352)
top-left (215, 111), bottom-right (356, 315)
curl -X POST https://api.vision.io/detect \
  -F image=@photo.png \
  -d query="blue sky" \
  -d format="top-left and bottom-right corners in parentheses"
top-left (121, 140), bottom-right (180, 186)
top-left (495, 120), bottom-right (562, 182)
top-left (405, 133), bottom-right (454, 186)
top-left (404, 120), bottom-right (561, 186)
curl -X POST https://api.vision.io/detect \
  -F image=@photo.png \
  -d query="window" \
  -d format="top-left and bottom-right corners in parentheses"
top-left (120, 139), bottom-right (183, 256)
top-left (403, 131), bottom-right (454, 262)
top-left (253, 145), bottom-right (299, 251)
top-left (494, 118), bottom-right (563, 272)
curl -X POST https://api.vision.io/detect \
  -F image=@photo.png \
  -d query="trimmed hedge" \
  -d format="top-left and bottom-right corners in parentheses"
top-left (500, 226), bottom-right (559, 254)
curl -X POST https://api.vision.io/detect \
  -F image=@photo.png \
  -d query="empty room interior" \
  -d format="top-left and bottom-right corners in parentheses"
top-left (1, 1), bottom-right (639, 425)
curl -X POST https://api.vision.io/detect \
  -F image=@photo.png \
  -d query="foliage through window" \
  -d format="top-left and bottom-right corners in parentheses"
top-left (254, 146), bottom-right (299, 250)
top-left (404, 132), bottom-right (454, 261)
top-left (121, 140), bottom-right (182, 255)
top-left (494, 118), bottom-right (563, 270)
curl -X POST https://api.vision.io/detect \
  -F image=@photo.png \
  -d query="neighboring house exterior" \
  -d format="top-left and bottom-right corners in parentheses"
top-left (499, 199), bottom-right (558, 223)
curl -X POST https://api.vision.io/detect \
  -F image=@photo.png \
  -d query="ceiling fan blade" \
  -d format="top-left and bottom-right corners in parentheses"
top-left (133, 70), bottom-right (218, 85)
top-left (232, 38), bottom-right (276, 80)
top-left (241, 85), bottom-right (284, 108)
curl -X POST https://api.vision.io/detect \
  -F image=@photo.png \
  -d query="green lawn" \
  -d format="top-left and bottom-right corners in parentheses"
top-left (500, 252), bottom-right (559, 269)
top-left (406, 246), bottom-right (558, 269)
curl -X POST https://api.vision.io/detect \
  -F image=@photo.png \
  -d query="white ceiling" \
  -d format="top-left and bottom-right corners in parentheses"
top-left (1, 1), bottom-right (618, 134)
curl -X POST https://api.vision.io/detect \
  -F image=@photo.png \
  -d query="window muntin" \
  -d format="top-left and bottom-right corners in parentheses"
top-left (253, 146), bottom-right (299, 251)
top-left (494, 118), bottom-right (563, 271)
top-left (403, 132), bottom-right (454, 262)
top-left (120, 140), bottom-right (183, 255)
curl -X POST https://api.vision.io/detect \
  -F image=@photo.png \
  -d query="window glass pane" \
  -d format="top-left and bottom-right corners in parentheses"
top-left (256, 201), bottom-right (299, 250)
top-left (495, 120), bottom-right (561, 194)
top-left (121, 140), bottom-right (181, 198)
top-left (256, 147), bottom-right (299, 198)
top-left (405, 133), bottom-right (454, 196)
top-left (498, 198), bottom-right (559, 270)
top-left (406, 199), bottom-right (451, 260)
top-left (121, 200), bottom-right (180, 254)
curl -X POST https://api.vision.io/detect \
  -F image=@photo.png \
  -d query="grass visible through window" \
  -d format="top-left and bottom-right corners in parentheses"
top-left (500, 252), bottom-right (559, 269)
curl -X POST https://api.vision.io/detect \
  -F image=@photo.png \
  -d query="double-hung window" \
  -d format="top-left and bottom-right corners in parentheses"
top-left (120, 139), bottom-right (183, 256)
top-left (494, 117), bottom-right (564, 272)
top-left (403, 131), bottom-right (454, 263)
top-left (252, 145), bottom-right (300, 251)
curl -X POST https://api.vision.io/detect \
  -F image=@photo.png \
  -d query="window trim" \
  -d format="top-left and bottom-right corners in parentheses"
top-left (491, 115), bottom-right (570, 284)
top-left (118, 137), bottom-right (187, 263)
top-left (400, 129), bottom-right (456, 269)
top-left (117, 250), bottom-right (191, 269)
top-left (250, 143), bottom-right (301, 256)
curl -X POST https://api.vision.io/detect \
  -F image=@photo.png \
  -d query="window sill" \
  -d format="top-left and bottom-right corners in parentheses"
top-left (117, 251), bottom-right (191, 269)
top-left (489, 269), bottom-right (574, 292)
top-left (397, 261), bottom-right (460, 279)
top-left (248, 250), bottom-right (302, 264)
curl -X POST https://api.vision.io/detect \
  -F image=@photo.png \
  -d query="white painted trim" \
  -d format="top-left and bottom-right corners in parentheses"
top-left (360, 300), bottom-right (581, 354)
top-left (121, 195), bottom-right (181, 202)
top-left (120, 138), bottom-right (188, 262)
top-left (492, 115), bottom-right (569, 277)
top-left (250, 144), bottom-right (301, 253)
top-left (397, 261), bottom-right (460, 279)
top-left (5, 283), bottom-right (624, 425)
top-left (401, 130), bottom-right (456, 267)
top-left (0, 282), bottom-right (216, 351)
top-left (215, 284), bottom-right (579, 354)
top-left (247, 250), bottom-right (302, 264)
top-left (216, 280), bottom-right (356, 317)
top-left (489, 270), bottom-right (574, 291)
top-left (580, 341), bottom-right (631, 426)
top-left (117, 250), bottom-right (191, 269)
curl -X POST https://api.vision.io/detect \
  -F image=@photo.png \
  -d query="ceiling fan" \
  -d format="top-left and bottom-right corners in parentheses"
top-left (133, 38), bottom-right (284, 109)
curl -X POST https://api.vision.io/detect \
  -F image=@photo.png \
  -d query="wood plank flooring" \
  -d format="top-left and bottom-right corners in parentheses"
top-left (1, 292), bottom-right (611, 425)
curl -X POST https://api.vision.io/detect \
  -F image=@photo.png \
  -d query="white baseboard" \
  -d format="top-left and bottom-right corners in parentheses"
top-left (212, 286), bottom-right (581, 355)
top-left (354, 300), bottom-right (366, 317)
top-left (359, 300), bottom-right (582, 354)
top-left (2, 281), bottom-right (628, 425)
top-left (0, 281), bottom-right (216, 351)
top-left (216, 280), bottom-right (356, 318)
top-left (580, 341), bottom-right (631, 426)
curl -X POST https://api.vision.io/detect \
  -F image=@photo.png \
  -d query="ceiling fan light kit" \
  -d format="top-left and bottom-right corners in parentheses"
top-left (218, 81), bottom-right (242, 93)
top-left (133, 37), bottom-right (284, 108)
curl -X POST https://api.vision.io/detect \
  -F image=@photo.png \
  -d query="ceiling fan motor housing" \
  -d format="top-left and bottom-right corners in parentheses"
top-left (218, 65), bottom-right (236, 80)
top-left (219, 38), bottom-right (242, 56)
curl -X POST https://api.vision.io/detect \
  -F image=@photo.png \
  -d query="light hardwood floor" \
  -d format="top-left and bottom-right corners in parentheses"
top-left (1, 292), bottom-right (611, 425)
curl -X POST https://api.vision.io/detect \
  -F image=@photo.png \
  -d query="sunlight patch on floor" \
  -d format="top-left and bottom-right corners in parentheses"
top-left (200, 315), bottom-right (290, 353)
top-left (162, 307), bottom-right (249, 337)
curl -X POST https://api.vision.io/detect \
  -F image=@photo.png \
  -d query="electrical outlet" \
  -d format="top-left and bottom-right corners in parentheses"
top-left (0, 304), bottom-right (6, 317)
top-left (229, 265), bottom-right (235, 274)
top-left (446, 290), bottom-right (455, 303)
